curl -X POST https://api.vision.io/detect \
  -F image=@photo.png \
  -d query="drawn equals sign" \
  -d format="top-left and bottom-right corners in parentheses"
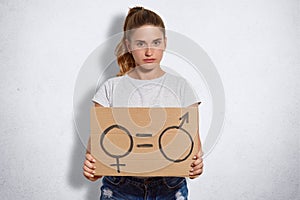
top-left (136, 133), bottom-right (153, 148)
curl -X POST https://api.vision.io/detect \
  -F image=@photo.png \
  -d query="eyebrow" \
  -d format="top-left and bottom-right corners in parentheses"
top-left (134, 38), bottom-right (163, 42)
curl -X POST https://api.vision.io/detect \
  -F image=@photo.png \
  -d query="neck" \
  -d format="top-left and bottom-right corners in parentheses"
top-left (128, 66), bottom-right (165, 80)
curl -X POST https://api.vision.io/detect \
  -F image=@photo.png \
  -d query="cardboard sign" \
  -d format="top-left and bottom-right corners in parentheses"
top-left (90, 107), bottom-right (200, 177)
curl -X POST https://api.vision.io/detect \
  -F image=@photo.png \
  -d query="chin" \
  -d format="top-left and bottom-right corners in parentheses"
top-left (138, 63), bottom-right (160, 70)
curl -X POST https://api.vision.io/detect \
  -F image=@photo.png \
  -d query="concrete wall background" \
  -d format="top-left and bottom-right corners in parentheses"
top-left (0, 0), bottom-right (299, 199)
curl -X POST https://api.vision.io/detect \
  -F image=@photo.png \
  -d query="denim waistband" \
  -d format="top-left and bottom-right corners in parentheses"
top-left (122, 176), bottom-right (165, 187)
top-left (126, 176), bottom-right (163, 182)
top-left (124, 176), bottom-right (185, 188)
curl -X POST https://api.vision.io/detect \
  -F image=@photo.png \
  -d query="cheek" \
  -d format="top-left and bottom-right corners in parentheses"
top-left (132, 50), bottom-right (144, 58)
top-left (155, 49), bottom-right (164, 57)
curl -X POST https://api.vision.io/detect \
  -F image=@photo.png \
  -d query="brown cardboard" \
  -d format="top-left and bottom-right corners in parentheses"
top-left (90, 107), bottom-right (200, 177)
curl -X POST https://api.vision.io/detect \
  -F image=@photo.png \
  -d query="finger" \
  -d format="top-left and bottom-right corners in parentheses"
top-left (84, 160), bottom-right (96, 170)
top-left (83, 170), bottom-right (95, 178)
top-left (192, 151), bottom-right (203, 160)
top-left (86, 153), bottom-right (96, 163)
top-left (191, 162), bottom-right (203, 172)
top-left (190, 161), bottom-right (204, 175)
top-left (189, 165), bottom-right (202, 174)
top-left (189, 171), bottom-right (202, 178)
top-left (189, 167), bottom-right (203, 177)
top-left (191, 159), bottom-right (203, 169)
top-left (83, 165), bottom-right (95, 175)
top-left (191, 157), bottom-right (203, 167)
top-left (191, 157), bottom-right (203, 168)
top-left (193, 168), bottom-right (203, 176)
top-left (189, 171), bottom-right (200, 178)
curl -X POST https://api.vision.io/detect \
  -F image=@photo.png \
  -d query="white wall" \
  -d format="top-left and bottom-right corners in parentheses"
top-left (0, 0), bottom-right (299, 199)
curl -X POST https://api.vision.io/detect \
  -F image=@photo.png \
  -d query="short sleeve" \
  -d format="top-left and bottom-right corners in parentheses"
top-left (92, 81), bottom-right (111, 107)
top-left (181, 80), bottom-right (201, 107)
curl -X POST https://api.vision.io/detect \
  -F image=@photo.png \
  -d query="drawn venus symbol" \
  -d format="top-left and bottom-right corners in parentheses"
top-left (100, 124), bottom-right (133, 173)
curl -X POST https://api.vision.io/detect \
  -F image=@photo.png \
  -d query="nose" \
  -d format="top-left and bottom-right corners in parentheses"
top-left (145, 47), bottom-right (153, 57)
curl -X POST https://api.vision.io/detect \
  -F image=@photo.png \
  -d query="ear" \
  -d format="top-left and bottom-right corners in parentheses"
top-left (125, 39), bottom-right (131, 53)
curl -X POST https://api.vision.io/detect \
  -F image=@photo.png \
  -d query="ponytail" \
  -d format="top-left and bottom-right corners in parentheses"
top-left (115, 37), bottom-right (135, 76)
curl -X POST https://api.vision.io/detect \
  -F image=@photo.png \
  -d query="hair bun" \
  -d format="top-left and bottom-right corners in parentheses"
top-left (128, 6), bottom-right (144, 14)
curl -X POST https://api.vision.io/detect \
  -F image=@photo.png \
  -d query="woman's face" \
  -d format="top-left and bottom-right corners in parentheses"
top-left (126, 25), bottom-right (166, 70)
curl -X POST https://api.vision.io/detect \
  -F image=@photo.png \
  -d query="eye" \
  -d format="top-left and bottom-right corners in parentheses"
top-left (136, 42), bottom-right (145, 48)
top-left (153, 40), bottom-right (161, 47)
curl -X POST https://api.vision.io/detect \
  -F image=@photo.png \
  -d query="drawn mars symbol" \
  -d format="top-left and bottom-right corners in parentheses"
top-left (159, 112), bottom-right (194, 163)
top-left (91, 107), bottom-right (199, 177)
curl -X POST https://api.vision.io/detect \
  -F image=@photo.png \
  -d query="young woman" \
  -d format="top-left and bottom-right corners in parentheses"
top-left (83, 6), bottom-right (203, 199)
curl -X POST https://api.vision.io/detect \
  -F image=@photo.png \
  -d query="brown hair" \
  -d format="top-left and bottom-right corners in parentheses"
top-left (115, 6), bottom-right (166, 76)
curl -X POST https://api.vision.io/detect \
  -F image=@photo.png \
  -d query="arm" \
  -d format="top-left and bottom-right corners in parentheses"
top-left (188, 103), bottom-right (204, 179)
top-left (83, 103), bottom-right (103, 181)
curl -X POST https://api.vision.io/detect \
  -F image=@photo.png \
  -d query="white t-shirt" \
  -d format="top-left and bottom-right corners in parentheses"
top-left (92, 72), bottom-right (200, 107)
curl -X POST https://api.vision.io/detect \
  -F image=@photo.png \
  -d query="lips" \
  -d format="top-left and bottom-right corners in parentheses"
top-left (143, 58), bottom-right (156, 63)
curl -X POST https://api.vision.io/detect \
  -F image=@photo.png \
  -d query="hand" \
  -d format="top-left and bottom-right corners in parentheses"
top-left (189, 151), bottom-right (204, 179)
top-left (83, 153), bottom-right (101, 181)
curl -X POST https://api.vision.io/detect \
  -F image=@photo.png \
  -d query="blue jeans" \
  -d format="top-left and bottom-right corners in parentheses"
top-left (100, 176), bottom-right (188, 200)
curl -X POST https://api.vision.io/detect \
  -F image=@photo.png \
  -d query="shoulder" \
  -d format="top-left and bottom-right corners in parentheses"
top-left (100, 76), bottom-right (125, 88)
top-left (105, 75), bottom-right (124, 83)
top-left (164, 72), bottom-right (196, 94)
top-left (164, 72), bottom-right (189, 85)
